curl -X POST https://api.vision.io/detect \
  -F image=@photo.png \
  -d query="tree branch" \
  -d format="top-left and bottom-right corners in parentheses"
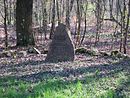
top-left (102, 17), bottom-right (122, 27)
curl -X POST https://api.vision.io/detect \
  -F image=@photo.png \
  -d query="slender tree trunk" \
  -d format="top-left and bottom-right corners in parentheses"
top-left (123, 0), bottom-right (130, 54)
top-left (80, 1), bottom-right (88, 46)
top-left (56, 0), bottom-right (60, 24)
top-left (41, 0), bottom-right (47, 40)
top-left (80, 12), bottom-right (87, 46)
top-left (50, 0), bottom-right (56, 39)
top-left (75, 0), bottom-right (81, 47)
top-left (4, 0), bottom-right (8, 48)
top-left (66, 0), bottom-right (70, 29)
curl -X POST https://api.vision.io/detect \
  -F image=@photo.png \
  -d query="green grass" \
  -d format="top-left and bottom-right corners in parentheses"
top-left (0, 71), bottom-right (129, 98)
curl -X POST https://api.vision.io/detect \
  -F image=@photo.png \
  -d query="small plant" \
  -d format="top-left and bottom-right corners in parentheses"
top-left (95, 69), bottom-right (100, 76)
top-left (75, 47), bottom-right (87, 54)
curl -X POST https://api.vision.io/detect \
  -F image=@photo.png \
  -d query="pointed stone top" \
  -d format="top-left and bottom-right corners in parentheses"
top-left (45, 23), bottom-right (75, 63)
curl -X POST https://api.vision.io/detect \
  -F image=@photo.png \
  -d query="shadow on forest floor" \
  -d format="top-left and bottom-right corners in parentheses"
top-left (0, 57), bottom-right (129, 98)
top-left (16, 58), bottom-right (130, 82)
top-left (16, 58), bottom-right (129, 98)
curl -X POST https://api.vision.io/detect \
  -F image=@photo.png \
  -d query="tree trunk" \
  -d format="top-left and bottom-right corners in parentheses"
top-left (66, 0), bottom-right (70, 29)
top-left (16, 0), bottom-right (35, 46)
top-left (4, 0), bottom-right (8, 48)
top-left (50, 0), bottom-right (56, 39)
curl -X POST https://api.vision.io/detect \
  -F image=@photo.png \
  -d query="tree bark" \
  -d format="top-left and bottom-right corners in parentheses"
top-left (4, 0), bottom-right (8, 48)
top-left (16, 0), bottom-right (35, 46)
top-left (50, 0), bottom-right (56, 39)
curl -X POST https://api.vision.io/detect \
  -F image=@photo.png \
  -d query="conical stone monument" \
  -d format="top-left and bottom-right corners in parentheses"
top-left (45, 23), bottom-right (75, 63)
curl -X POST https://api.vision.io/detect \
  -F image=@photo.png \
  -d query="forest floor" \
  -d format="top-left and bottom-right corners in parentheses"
top-left (0, 27), bottom-right (130, 98)
top-left (0, 50), bottom-right (130, 98)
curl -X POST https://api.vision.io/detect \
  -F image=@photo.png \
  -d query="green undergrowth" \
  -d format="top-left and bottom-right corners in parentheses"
top-left (0, 70), bottom-right (129, 98)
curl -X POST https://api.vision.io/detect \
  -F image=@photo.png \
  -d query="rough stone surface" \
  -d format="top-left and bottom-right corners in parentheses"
top-left (45, 23), bottom-right (75, 63)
